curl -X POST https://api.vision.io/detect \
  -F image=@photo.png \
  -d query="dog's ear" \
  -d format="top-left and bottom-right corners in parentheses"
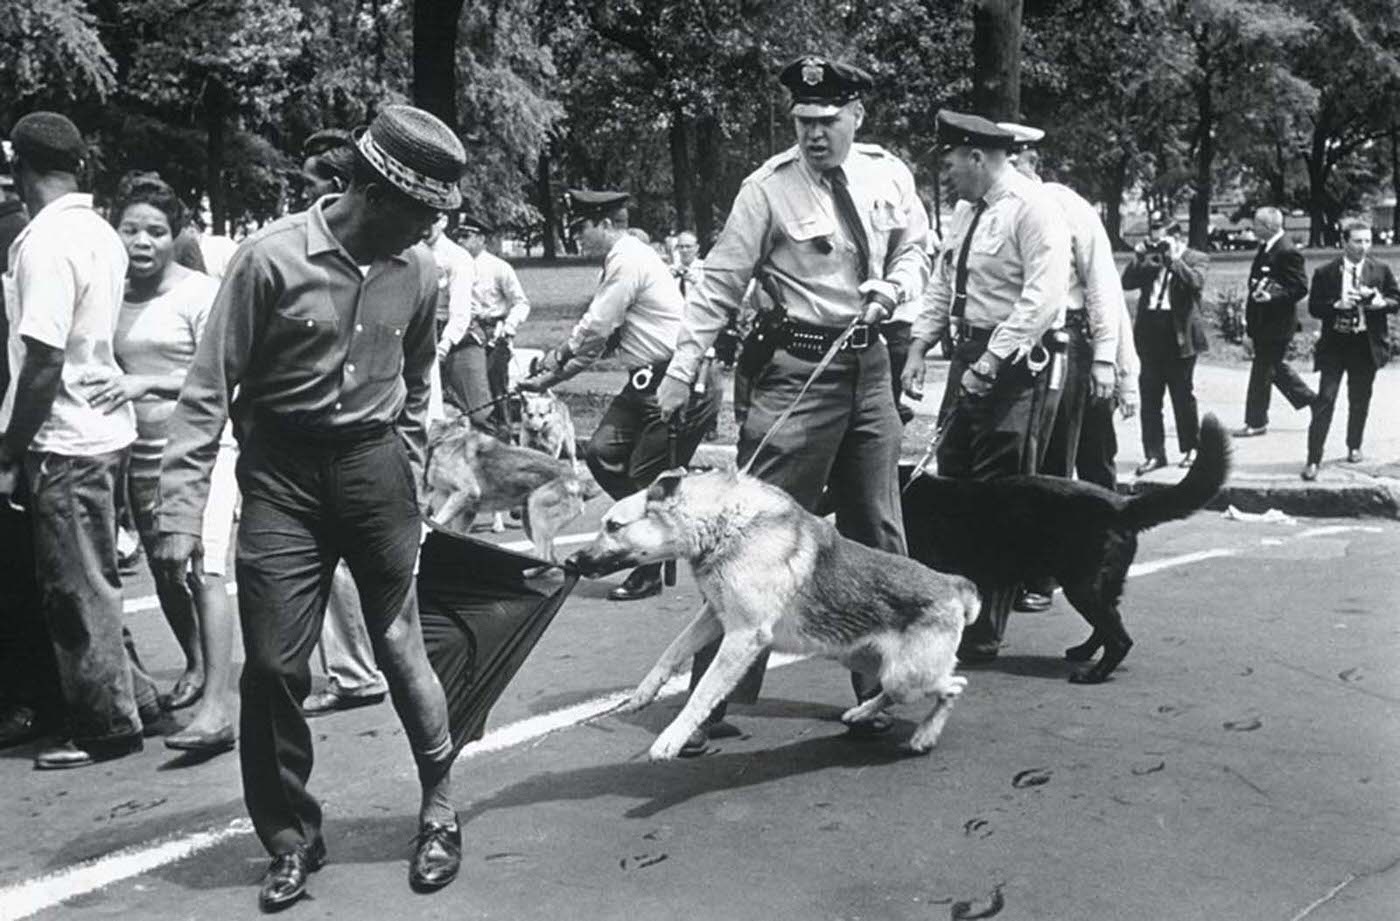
top-left (644, 468), bottom-right (687, 504)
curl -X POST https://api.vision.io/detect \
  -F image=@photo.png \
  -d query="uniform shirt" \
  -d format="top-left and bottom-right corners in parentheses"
top-left (1042, 182), bottom-right (1120, 363)
top-left (430, 233), bottom-right (476, 349)
top-left (469, 249), bottom-right (530, 337)
top-left (1113, 293), bottom-right (1140, 404)
top-left (565, 232), bottom-right (683, 370)
top-left (912, 166), bottom-right (1070, 361)
top-left (158, 197), bottom-right (438, 536)
top-left (1, 192), bottom-right (136, 456)
top-left (668, 142), bottom-right (931, 385)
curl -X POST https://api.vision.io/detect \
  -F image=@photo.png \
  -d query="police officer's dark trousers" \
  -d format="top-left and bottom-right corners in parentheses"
top-left (936, 335), bottom-right (1050, 647)
top-left (1041, 311), bottom-right (1093, 479)
top-left (693, 342), bottom-right (905, 705)
top-left (235, 420), bottom-right (452, 856)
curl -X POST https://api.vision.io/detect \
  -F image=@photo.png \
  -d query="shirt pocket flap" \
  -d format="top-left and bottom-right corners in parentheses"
top-left (783, 215), bottom-right (837, 243)
top-left (870, 198), bottom-right (908, 232)
top-left (970, 213), bottom-right (1005, 255)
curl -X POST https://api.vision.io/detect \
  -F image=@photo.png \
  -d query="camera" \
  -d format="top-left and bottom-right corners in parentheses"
top-left (1148, 239), bottom-right (1173, 256)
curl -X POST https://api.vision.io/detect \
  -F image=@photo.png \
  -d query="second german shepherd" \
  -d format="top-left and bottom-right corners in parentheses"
top-left (568, 469), bottom-right (981, 761)
top-left (901, 413), bottom-right (1231, 683)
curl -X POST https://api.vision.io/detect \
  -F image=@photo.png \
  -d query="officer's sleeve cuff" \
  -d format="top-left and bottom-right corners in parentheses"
top-left (1093, 342), bottom-right (1118, 363)
top-left (666, 351), bottom-right (701, 386)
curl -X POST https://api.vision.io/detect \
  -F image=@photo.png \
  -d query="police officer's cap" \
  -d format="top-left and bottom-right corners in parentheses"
top-left (455, 212), bottom-right (494, 235)
top-left (780, 56), bottom-right (873, 118)
top-left (995, 121), bottom-right (1045, 153)
top-left (936, 110), bottom-right (1016, 152)
top-left (565, 189), bottom-right (629, 226)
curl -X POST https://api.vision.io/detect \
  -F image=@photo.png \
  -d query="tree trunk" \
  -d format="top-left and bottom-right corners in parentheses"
top-left (412, 0), bottom-right (465, 132)
top-left (1391, 121), bottom-right (1399, 241)
top-left (693, 115), bottom-right (722, 247)
top-left (971, 0), bottom-right (1023, 120)
top-left (668, 107), bottom-right (695, 233)
top-left (537, 144), bottom-right (557, 261)
top-left (204, 78), bottom-right (227, 237)
top-left (1305, 124), bottom-right (1329, 248)
top-left (1188, 59), bottom-right (1214, 250)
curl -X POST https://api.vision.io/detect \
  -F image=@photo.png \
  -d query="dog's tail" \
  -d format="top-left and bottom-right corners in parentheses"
top-left (1119, 413), bottom-right (1231, 532)
top-left (956, 576), bottom-right (981, 626)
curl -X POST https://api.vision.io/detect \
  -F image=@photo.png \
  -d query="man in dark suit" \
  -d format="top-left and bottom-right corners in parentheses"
top-left (1121, 221), bottom-right (1209, 474)
top-left (1239, 206), bottom-right (1315, 436)
top-left (1301, 219), bottom-right (1400, 480)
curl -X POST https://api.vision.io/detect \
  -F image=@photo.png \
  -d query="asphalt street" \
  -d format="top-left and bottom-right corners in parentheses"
top-left (2, 497), bottom-right (1398, 921)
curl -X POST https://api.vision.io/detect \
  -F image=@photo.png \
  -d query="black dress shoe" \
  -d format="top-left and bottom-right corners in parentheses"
top-left (410, 817), bottom-right (462, 893)
top-left (165, 725), bottom-right (236, 755)
top-left (1300, 463), bottom-right (1319, 482)
top-left (1347, 448), bottom-right (1363, 464)
top-left (1178, 449), bottom-right (1197, 468)
top-left (958, 640), bottom-right (1000, 664)
top-left (678, 728), bottom-right (709, 758)
top-left (1134, 456), bottom-right (1167, 476)
top-left (1233, 425), bottom-right (1268, 438)
top-left (607, 565), bottom-right (663, 602)
top-left (1014, 590), bottom-right (1052, 613)
top-left (259, 839), bottom-right (327, 913)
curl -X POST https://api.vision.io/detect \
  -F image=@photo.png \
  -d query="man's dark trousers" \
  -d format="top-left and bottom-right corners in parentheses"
top-left (1041, 312), bottom-right (1092, 479)
top-left (235, 422), bottom-right (450, 855)
top-left (1244, 336), bottom-right (1315, 428)
top-left (1075, 399), bottom-right (1118, 490)
top-left (1307, 334), bottom-right (1376, 463)
top-left (585, 364), bottom-right (722, 501)
top-left (0, 501), bottom-right (63, 727)
top-left (1139, 352), bottom-right (1199, 460)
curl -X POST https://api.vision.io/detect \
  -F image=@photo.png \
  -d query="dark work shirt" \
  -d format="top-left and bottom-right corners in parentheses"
top-left (159, 197), bottom-right (438, 535)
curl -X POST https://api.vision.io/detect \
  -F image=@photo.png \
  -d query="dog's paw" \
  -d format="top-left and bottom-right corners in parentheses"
top-left (903, 736), bottom-right (937, 756)
top-left (619, 690), bottom-right (654, 714)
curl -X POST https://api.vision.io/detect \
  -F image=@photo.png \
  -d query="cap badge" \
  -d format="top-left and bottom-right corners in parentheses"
top-left (801, 58), bottom-right (824, 86)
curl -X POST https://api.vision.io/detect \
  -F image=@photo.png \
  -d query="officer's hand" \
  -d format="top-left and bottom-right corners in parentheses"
top-left (151, 533), bottom-right (202, 587)
top-left (858, 280), bottom-right (899, 326)
top-left (656, 377), bottom-right (691, 422)
top-left (960, 368), bottom-right (995, 399)
top-left (1133, 242), bottom-right (1147, 258)
top-left (517, 374), bottom-right (551, 393)
top-left (1117, 391), bottom-right (1138, 419)
top-left (860, 302), bottom-right (888, 326)
top-left (901, 353), bottom-right (927, 399)
top-left (1089, 360), bottom-right (1116, 401)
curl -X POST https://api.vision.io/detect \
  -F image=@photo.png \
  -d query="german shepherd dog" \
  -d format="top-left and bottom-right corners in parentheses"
top-left (901, 413), bottom-right (1231, 684)
top-left (421, 415), bottom-right (590, 562)
top-left (568, 469), bottom-right (982, 761)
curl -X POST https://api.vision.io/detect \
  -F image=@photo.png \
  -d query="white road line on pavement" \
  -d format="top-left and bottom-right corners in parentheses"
top-left (21, 544), bottom-right (1237, 918)
top-left (1296, 524), bottom-right (1384, 540)
top-left (121, 533), bottom-right (601, 615)
top-left (0, 819), bottom-right (252, 921)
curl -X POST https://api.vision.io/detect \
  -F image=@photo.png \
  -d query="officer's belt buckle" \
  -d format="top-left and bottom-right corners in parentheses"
top-left (845, 324), bottom-right (870, 350)
top-left (630, 365), bottom-right (654, 391)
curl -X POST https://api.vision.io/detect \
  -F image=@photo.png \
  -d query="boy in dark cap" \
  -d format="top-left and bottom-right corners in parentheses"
top-left (156, 105), bottom-right (467, 911)
top-left (656, 55), bottom-right (931, 749)
top-left (0, 112), bottom-right (161, 768)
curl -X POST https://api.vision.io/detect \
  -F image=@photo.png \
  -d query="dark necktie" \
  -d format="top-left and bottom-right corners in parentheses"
top-left (1352, 263), bottom-right (1366, 332)
top-left (825, 166), bottom-right (870, 282)
top-left (952, 198), bottom-right (989, 321)
top-left (1153, 267), bottom-right (1172, 311)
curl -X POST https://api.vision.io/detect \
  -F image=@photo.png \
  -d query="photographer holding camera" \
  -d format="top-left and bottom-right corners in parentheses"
top-left (1301, 219), bottom-right (1400, 480)
top-left (1121, 218), bottom-right (1209, 475)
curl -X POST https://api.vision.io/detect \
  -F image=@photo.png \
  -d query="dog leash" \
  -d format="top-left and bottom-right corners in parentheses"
top-left (739, 315), bottom-right (865, 477)
top-left (902, 404), bottom-right (959, 494)
top-left (457, 388), bottom-right (520, 420)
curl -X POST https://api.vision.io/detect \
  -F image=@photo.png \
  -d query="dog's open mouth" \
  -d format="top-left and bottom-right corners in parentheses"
top-left (564, 548), bottom-right (637, 578)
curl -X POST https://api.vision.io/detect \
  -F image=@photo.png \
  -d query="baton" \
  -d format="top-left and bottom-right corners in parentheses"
top-left (663, 421), bottom-right (678, 587)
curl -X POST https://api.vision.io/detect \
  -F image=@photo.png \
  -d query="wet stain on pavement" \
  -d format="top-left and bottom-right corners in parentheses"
top-left (104, 797), bottom-right (167, 821)
top-left (1156, 704), bottom-right (1182, 716)
top-left (1012, 768), bottom-right (1052, 788)
top-left (483, 852), bottom-right (529, 863)
top-left (1222, 717), bottom-right (1262, 732)
top-left (1237, 666), bottom-right (1254, 677)
top-left (619, 853), bottom-right (668, 870)
top-left (963, 818), bottom-right (993, 838)
top-left (951, 885), bottom-right (1005, 919)
top-left (1338, 667), bottom-right (1364, 683)
top-left (1131, 760), bottom-right (1166, 776)
top-left (357, 729), bottom-right (379, 738)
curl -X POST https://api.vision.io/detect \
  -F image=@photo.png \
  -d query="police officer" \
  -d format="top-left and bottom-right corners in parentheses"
top-left (999, 121), bottom-right (1124, 612)
top-left (901, 111), bottom-right (1070, 662)
top-left (657, 55), bottom-right (931, 747)
top-left (521, 190), bottom-right (720, 601)
top-left (455, 213), bottom-right (530, 430)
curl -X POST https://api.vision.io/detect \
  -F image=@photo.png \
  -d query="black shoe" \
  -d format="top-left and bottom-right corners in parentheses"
top-left (259, 839), bottom-right (327, 913)
top-left (958, 640), bottom-right (1000, 664)
top-left (1347, 448), bottom-right (1363, 464)
top-left (678, 728), bottom-right (709, 758)
top-left (1014, 590), bottom-right (1052, 613)
top-left (0, 705), bottom-right (45, 749)
top-left (607, 566), bottom-right (663, 602)
top-left (164, 725), bottom-right (236, 755)
top-left (1178, 450), bottom-right (1197, 468)
top-left (1233, 425), bottom-right (1268, 438)
top-left (409, 816), bottom-right (462, 893)
top-left (34, 735), bottom-right (142, 770)
top-left (1134, 456), bottom-right (1167, 476)
top-left (1300, 463), bottom-right (1319, 482)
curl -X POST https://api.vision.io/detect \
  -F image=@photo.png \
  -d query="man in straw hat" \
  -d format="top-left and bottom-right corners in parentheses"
top-left (156, 105), bottom-right (466, 911)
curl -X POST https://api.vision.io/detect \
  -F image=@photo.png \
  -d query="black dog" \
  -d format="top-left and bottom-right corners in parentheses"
top-left (901, 414), bottom-right (1231, 683)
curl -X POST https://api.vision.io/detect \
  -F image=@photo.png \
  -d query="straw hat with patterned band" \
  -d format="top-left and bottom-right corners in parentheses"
top-left (353, 105), bottom-right (466, 211)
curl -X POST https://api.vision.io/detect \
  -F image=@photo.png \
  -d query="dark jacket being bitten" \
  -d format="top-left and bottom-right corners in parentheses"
top-left (902, 414), bottom-right (1231, 683)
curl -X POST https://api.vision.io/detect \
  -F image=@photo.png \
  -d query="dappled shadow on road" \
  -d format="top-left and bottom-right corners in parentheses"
top-left (41, 797), bottom-right (247, 873)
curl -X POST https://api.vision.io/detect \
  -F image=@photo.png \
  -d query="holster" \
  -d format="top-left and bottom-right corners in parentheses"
top-left (736, 303), bottom-right (788, 379)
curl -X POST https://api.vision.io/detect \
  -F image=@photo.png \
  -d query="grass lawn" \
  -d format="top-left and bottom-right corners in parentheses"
top-left (504, 247), bottom-right (1400, 449)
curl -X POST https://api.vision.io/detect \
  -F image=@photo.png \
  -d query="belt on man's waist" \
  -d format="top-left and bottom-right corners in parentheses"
top-left (253, 410), bottom-right (392, 445)
top-left (624, 359), bottom-right (673, 393)
top-left (781, 319), bottom-right (879, 361)
top-left (955, 324), bottom-right (995, 344)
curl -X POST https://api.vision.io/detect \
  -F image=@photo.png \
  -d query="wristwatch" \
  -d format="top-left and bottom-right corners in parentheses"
top-left (971, 356), bottom-right (998, 379)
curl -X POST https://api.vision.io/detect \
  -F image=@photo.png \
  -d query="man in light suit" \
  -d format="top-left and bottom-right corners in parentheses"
top-left (1238, 206), bottom-right (1315, 436)
top-left (1301, 219), bottom-right (1400, 479)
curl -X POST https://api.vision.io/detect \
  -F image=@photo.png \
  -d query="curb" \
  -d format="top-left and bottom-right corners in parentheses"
top-left (683, 443), bottom-right (1400, 520)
